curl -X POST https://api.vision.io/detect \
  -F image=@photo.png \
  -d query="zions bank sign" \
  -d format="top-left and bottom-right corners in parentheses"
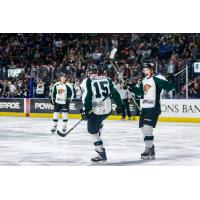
top-left (160, 100), bottom-right (200, 117)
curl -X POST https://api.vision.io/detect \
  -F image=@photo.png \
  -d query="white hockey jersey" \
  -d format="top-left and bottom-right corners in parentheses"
top-left (142, 77), bottom-right (156, 108)
top-left (51, 82), bottom-right (72, 104)
top-left (80, 76), bottom-right (113, 115)
top-left (115, 83), bottom-right (130, 100)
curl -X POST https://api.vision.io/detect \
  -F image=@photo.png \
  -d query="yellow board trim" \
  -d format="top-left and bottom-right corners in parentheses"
top-left (0, 112), bottom-right (26, 117)
top-left (0, 112), bottom-right (200, 123)
top-left (28, 113), bottom-right (200, 123)
top-left (29, 113), bottom-right (81, 119)
top-left (29, 113), bottom-right (137, 120)
top-left (134, 116), bottom-right (200, 123)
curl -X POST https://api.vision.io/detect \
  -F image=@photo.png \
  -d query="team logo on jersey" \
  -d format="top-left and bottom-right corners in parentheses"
top-left (58, 89), bottom-right (65, 94)
top-left (38, 84), bottom-right (43, 88)
top-left (143, 84), bottom-right (151, 95)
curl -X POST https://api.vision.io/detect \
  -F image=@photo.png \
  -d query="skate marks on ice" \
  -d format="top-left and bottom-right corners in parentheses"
top-left (0, 117), bottom-right (200, 166)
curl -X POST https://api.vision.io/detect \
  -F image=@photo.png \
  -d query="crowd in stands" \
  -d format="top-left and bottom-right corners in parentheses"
top-left (0, 33), bottom-right (199, 99)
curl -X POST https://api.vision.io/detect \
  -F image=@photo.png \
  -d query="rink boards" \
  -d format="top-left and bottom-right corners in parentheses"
top-left (0, 98), bottom-right (200, 123)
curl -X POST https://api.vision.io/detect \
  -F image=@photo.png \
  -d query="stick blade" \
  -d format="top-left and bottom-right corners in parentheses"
top-left (56, 130), bottom-right (67, 137)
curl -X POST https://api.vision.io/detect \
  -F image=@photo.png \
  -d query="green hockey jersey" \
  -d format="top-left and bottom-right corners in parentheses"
top-left (80, 76), bottom-right (123, 115)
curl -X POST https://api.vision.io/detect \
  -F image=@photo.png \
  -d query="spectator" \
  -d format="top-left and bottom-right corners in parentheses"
top-left (190, 79), bottom-right (200, 98)
top-left (8, 81), bottom-right (16, 97)
top-left (0, 33), bottom-right (199, 99)
top-left (35, 80), bottom-right (45, 98)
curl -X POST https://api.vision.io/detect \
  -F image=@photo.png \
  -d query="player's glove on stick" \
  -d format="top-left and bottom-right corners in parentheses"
top-left (115, 104), bottom-right (125, 115)
top-left (80, 109), bottom-right (90, 120)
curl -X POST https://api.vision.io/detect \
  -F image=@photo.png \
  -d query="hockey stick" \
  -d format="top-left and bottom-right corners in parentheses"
top-left (110, 48), bottom-right (141, 111)
top-left (57, 93), bottom-right (111, 137)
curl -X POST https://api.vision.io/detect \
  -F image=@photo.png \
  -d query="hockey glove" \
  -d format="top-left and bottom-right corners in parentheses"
top-left (115, 104), bottom-right (125, 115)
top-left (128, 83), bottom-right (136, 92)
top-left (166, 74), bottom-right (175, 83)
top-left (50, 99), bottom-right (55, 105)
top-left (80, 109), bottom-right (90, 120)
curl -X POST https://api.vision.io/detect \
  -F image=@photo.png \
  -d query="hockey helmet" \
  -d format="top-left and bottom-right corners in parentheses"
top-left (87, 64), bottom-right (98, 74)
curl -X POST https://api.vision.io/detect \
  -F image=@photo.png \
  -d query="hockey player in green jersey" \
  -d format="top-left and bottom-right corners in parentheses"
top-left (129, 63), bottom-right (175, 160)
top-left (50, 74), bottom-right (73, 133)
top-left (80, 64), bottom-right (124, 163)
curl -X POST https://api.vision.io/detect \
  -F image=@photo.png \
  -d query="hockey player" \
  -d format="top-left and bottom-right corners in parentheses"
top-left (80, 64), bottom-right (124, 163)
top-left (118, 80), bottom-right (131, 120)
top-left (50, 74), bottom-right (73, 133)
top-left (129, 63), bottom-right (175, 160)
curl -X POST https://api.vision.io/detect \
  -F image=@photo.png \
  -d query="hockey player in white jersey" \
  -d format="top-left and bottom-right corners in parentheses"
top-left (116, 80), bottom-right (131, 120)
top-left (50, 74), bottom-right (73, 133)
top-left (80, 64), bottom-right (124, 163)
top-left (130, 63), bottom-right (175, 160)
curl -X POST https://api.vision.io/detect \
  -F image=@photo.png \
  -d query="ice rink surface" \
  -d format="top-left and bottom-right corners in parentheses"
top-left (0, 116), bottom-right (200, 166)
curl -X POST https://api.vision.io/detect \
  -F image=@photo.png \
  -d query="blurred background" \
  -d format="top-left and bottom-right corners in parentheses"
top-left (0, 33), bottom-right (199, 100)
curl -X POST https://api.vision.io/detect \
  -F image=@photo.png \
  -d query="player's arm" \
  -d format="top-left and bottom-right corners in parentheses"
top-left (66, 85), bottom-right (73, 100)
top-left (73, 86), bottom-right (76, 99)
top-left (79, 78), bottom-right (93, 120)
top-left (50, 84), bottom-right (57, 105)
top-left (108, 78), bottom-right (123, 108)
top-left (129, 82), bottom-right (144, 96)
top-left (65, 85), bottom-right (73, 111)
top-left (83, 78), bottom-right (93, 111)
top-left (154, 76), bottom-right (175, 92)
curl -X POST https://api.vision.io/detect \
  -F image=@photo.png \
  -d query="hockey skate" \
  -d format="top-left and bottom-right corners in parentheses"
top-left (51, 126), bottom-right (57, 134)
top-left (91, 148), bottom-right (107, 163)
top-left (141, 145), bottom-right (155, 160)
